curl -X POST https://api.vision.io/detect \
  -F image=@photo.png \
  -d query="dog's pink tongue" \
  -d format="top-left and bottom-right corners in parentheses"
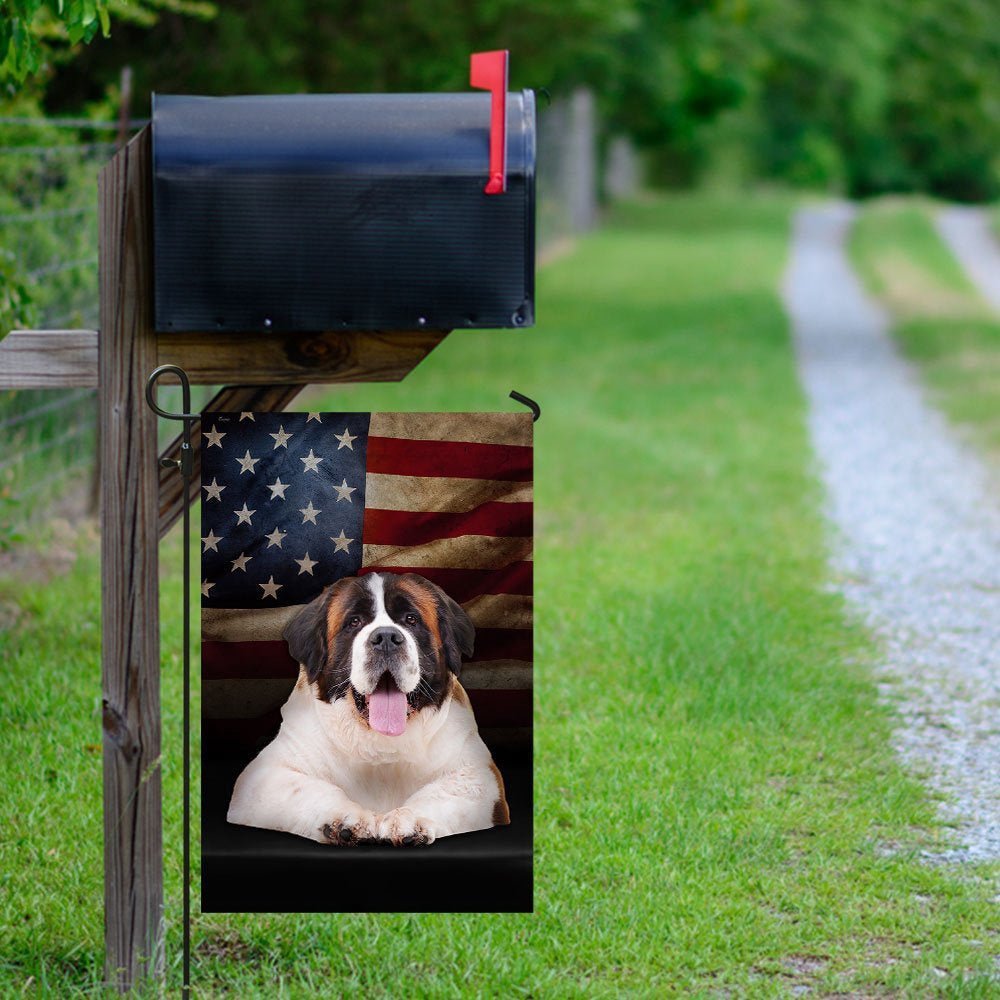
top-left (368, 675), bottom-right (407, 736)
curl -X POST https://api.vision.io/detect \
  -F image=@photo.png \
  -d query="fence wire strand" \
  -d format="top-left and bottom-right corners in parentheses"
top-left (0, 388), bottom-right (93, 431)
top-left (10, 453), bottom-right (93, 502)
top-left (0, 115), bottom-right (148, 130)
top-left (0, 205), bottom-right (94, 225)
top-left (27, 256), bottom-right (99, 280)
top-left (0, 422), bottom-right (92, 474)
top-left (0, 141), bottom-right (117, 156)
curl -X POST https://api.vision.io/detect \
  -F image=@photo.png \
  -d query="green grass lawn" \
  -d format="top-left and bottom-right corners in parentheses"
top-left (1, 194), bottom-right (998, 997)
top-left (849, 197), bottom-right (1000, 464)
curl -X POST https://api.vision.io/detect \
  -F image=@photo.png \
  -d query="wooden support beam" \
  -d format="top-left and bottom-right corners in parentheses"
top-left (156, 328), bottom-right (448, 385)
top-left (158, 384), bottom-right (305, 539)
top-left (99, 127), bottom-right (163, 991)
top-left (0, 329), bottom-right (98, 388)
top-left (0, 327), bottom-right (447, 390)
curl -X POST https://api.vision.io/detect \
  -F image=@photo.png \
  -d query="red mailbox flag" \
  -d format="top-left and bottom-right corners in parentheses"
top-left (470, 49), bottom-right (509, 194)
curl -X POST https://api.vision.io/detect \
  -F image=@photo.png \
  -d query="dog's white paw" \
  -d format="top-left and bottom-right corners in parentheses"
top-left (320, 808), bottom-right (378, 846)
top-left (377, 807), bottom-right (436, 846)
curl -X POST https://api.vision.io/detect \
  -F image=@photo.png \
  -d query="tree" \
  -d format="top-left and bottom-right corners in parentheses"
top-left (1, 0), bottom-right (213, 85)
top-left (2, 0), bottom-right (115, 81)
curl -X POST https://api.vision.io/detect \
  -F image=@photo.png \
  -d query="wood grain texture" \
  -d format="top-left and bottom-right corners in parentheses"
top-left (0, 329), bottom-right (98, 388)
top-left (98, 127), bottom-right (164, 991)
top-left (1, 327), bottom-right (448, 388)
top-left (157, 384), bottom-right (304, 539)
top-left (155, 328), bottom-right (448, 384)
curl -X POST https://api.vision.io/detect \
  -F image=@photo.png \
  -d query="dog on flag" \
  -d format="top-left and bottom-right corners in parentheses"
top-left (227, 571), bottom-right (510, 845)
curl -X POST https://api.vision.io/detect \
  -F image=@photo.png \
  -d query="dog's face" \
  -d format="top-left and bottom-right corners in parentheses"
top-left (283, 572), bottom-right (474, 736)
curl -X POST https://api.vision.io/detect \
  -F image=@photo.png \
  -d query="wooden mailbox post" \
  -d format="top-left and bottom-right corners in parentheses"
top-left (0, 127), bottom-right (448, 990)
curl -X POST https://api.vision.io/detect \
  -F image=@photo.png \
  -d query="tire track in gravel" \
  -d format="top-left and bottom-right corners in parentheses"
top-left (782, 202), bottom-right (1000, 862)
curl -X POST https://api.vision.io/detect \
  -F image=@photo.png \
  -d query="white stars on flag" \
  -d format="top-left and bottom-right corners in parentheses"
top-left (201, 411), bottom-right (367, 608)
top-left (264, 526), bottom-right (287, 549)
top-left (335, 427), bottom-right (357, 450)
top-left (300, 449), bottom-right (323, 473)
top-left (266, 477), bottom-right (289, 500)
top-left (333, 479), bottom-right (356, 503)
top-left (294, 552), bottom-right (318, 576)
top-left (299, 500), bottom-right (321, 524)
top-left (203, 424), bottom-right (226, 448)
top-left (234, 503), bottom-right (256, 526)
top-left (269, 425), bottom-right (293, 450)
top-left (201, 529), bottom-right (223, 553)
top-left (331, 529), bottom-right (354, 553)
top-left (203, 478), bottom-right (226, 502)
top-left (236, 450), bottom-right (260, 475)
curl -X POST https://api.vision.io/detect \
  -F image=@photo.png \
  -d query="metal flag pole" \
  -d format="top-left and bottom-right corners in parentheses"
top-left (144, 364), bottom-right (196, 999)
top-left (509, 390), bottom-right (541, 422)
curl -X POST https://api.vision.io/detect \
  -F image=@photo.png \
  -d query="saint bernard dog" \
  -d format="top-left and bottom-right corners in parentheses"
top-left (227, 571), bottom-right (510, 846)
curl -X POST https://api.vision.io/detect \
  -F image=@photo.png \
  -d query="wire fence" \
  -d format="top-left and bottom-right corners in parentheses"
top-left (0, 110), bottom-right (233, 546)
top-left (0, 113), bottom-right (134, 544)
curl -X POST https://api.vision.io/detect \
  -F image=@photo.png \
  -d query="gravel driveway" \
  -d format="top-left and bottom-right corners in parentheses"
top-left (782, 202), bottom-right (1000, 862)
top-left (936, 205), bottom-right (1000, 311)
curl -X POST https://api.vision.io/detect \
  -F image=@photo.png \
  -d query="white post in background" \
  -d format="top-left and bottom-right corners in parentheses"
top-left (566, 88), bottom-right (597, 233)
top-left (605, 136), bottom-right (641, 201)
top-left (536, 87), bottom-right (598, 252)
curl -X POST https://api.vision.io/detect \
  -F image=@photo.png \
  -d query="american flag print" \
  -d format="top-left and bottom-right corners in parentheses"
top-left (201, 411), bottom-right (533, 752)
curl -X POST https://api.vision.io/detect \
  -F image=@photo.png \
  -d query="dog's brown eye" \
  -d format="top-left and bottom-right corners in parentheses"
top-left (404, 613), bottom-right (418, 626)
top-left (347, 616), bottom-right (362, 629)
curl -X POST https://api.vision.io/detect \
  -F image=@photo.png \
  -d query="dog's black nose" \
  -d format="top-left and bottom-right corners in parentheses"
top-left (370, 626), bottom-right (405, 650)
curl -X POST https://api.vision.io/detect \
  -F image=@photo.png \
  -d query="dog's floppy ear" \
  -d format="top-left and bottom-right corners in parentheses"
top-left (282, 588), bottom-right (332, 683)
top-left (426, 579), bottom-right (475, 677)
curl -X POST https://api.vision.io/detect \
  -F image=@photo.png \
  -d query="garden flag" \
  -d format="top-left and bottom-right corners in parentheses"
top-left (199, 411), bottom-right (533, 913)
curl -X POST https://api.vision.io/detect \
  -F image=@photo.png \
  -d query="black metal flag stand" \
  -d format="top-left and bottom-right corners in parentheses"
top-left (145, 365), bottom-right (196, 999)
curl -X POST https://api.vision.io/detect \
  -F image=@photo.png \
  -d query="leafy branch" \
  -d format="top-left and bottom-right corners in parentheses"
top-left (1, 0), bottom-right (214, 82)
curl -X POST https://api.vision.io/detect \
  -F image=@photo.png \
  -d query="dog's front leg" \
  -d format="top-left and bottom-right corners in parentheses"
top-left (378, 757), bottom-right (508, 845)
top-left (228, 762), bottom-right (378, 845)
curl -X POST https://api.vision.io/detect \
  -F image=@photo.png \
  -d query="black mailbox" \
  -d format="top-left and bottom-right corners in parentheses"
top-left (151, 87), bottom-right (536, 334)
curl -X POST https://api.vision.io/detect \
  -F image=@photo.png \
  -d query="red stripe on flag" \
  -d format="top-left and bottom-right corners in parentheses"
top-left (467, 688), bottom-right (532, 728)
top-left (203, 641), bottom-right (298, 679)
top-left (202, 691), bottom-right (530, 729)
top-left (468, 628), bottom-right (533, 663)
top-left (204, 713), bottom-right (282, 751)
top-left (203, 689), bottom-right (530, 749)
top-left (357, 561), bottom-right (533, 601)
top-left (366, 436), bottom-right (532, 481)
top-left (363, 502), bottom-right (532, 546)
top-left (204, 631), bottom-right (532, 678)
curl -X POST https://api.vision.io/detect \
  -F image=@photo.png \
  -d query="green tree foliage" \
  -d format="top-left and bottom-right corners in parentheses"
top-left (8, 0), bottom-right (1000, 199)
top-left (1, 0), bottom-right (213, 84)
top-left (54, 0), bottom-right (632, 101)
top-left (1, 0), bottom-right (113, 82)
top-left (883, 0), bottom-right (1000, 200)
top-left (0, 247), bottom-right (34, 335)
top-left (691, 0), bottom-right (1000, 200)
top-left (599, 0), bottom-right (761, 184)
